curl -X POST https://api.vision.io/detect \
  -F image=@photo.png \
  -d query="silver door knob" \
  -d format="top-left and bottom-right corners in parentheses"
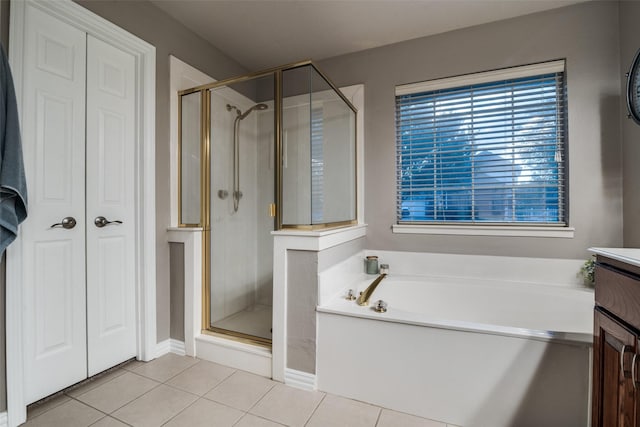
top-left (94, 216), bottom-right (123, 228)
top-left (50, 217), bottom-right (77, 229)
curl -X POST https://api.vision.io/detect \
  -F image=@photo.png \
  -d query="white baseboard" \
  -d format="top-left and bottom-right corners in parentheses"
top-left (284, 368), bottom-right (316, 391)
top-left (156, 339), bottom-right (186, 358)
top-left (0, 411), bottom-right (8, 427)
top-left (170, 339), bottom-right (186, 356)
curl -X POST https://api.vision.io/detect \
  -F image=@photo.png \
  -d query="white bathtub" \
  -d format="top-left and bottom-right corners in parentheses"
top-left (316, 275), bottom-right (594, 427)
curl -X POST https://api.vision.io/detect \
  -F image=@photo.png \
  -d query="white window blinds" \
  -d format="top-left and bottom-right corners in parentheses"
top-left (311, 107), bottom-right (324, 223)
top-left (395, 60), bottom-right (567, 225)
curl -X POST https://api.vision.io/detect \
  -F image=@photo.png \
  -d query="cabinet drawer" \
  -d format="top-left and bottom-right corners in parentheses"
top-left (596, 265), bottom-right (640, 331)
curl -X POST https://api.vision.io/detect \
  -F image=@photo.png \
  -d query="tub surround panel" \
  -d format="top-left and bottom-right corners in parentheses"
top-left (318, 242), bottom-right (366, 306)
top-left (317, 313), bottom-right (590, 427)
top-left (362, 250), bottom-right (587, 288)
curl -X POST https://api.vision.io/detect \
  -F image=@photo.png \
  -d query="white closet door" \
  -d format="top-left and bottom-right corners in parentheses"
top-left (85, 35), bottom-right (137, 376)
top-left (20, 4), bottom-right (88, 404)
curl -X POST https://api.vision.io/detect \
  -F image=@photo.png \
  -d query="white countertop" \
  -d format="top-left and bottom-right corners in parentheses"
top-left (589, 247), bottom-right (640, 268)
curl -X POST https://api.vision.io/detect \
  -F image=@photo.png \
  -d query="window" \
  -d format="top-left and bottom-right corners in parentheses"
top-left (395, 61), bottom-right (567, 227)
top-left (311, 106), bottom-right (324, 223)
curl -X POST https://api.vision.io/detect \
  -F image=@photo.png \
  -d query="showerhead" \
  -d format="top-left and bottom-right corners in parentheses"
top-left (238, 103), bottom-right (269, 120)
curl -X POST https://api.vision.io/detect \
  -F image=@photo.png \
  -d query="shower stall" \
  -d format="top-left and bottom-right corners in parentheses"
top-left (178, 61), bottom-right (357, 346)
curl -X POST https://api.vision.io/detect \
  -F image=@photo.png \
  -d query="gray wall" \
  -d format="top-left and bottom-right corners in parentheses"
top-left (169, 243), bottom-right (185, 341)
top-left (619, 1), bottom-right (640, 247)
top-left (319, 1), bottom-right (623, 260)
top-left (73, 0), bottom-right (247, 342)
top-left (1, 0), bottom-right (8, 49)
top-left (287, 250), bottom-right (318, 374)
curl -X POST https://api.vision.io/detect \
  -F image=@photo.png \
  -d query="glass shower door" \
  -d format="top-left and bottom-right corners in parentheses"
top-left (208, 75), bottom-right (275, 344)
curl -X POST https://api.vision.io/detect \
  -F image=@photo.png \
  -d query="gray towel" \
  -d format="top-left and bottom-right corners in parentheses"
top-left (0, 45), bottom-right (28, 254)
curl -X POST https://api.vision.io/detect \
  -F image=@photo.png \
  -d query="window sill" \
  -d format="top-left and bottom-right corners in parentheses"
top-left (392, 224), bottom-right (575, 238)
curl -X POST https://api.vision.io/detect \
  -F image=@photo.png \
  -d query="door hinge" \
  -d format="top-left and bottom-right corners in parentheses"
top-left (269, 203), bottom-right (276, 217)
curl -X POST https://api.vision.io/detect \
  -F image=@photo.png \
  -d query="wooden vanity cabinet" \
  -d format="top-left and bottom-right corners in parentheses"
top-left (593, 258), bottom-right (640, 427)
top-left (593, 309), bottom-right (638, 426)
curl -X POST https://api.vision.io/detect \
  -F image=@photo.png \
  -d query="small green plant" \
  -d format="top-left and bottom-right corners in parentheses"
top-left (580, 256), bottom-right (596, 286)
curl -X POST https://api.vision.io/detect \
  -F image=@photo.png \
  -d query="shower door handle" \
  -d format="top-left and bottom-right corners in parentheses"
top-left (94, 216), bottom-right (123, 228)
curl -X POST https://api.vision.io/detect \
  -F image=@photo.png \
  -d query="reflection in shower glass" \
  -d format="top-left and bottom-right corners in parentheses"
top-left (281, 65), bottom-right (357, 226)
top-left (180, 92), bottom-right (202, 225)
top-left (209, 75), bottom-right (274, 342)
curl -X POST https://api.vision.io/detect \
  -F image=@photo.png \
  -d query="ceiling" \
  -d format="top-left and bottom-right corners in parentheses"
top-left (151, 0), bottom-right (589, 71)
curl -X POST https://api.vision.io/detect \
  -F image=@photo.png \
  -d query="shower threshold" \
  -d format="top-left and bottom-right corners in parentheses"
top-left (210, 304), bottom-right (272, 346)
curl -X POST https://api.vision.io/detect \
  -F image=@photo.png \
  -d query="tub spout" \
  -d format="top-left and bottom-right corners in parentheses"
top-left (357, 273), bottom-right (387, 306)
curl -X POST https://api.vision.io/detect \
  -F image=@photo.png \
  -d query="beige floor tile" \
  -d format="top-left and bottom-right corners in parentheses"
top-left (446, 424), bottom-right (463, 427)
top-left (121, 360), bottom-right (146, 372)
top-left (163, 398), bottom-right (243, 427)
top-left (22, 399), bottom-right (103, 427)
top-left (234, 414), bottom-right (286, 427)
top-left (249, 384), bottom-right (325, 427)
top-left (204, 371), bottom-right (276, 411)
top-left (131, 353), bottom-right (198, 382)
top-left (27, 393), bottom-right (71, 420)
top-left (377, 409), bottom-right (446, 427)
top-left (66, 368), bottom-right (127, 398)
top-left (166, 360), bottom-right (235, 395)
top-left (74, 372), bottom-right (159, 414)
top-left (90, 416), bottom-right (130, 427)
top-left (305, 394), bottom-right (380, 427)
top-left (111, 384), bottom-right (198, 427)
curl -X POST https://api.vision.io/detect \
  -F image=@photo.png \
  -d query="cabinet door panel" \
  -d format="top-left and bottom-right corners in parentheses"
top-left (594, 309), bottom-right (638, 427)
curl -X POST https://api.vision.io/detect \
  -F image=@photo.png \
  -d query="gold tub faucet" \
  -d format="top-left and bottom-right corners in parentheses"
top-left (357, 273), bottom-right (387, 306)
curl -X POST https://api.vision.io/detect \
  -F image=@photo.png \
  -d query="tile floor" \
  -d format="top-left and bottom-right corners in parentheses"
top-left (22, 354), bottom-right (458, 427)
top-left (212, 304), bottom-right (272, 341)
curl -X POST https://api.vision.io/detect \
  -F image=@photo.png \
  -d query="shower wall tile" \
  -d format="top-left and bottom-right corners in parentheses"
top-left (209, 90), bottom-right (272, 328)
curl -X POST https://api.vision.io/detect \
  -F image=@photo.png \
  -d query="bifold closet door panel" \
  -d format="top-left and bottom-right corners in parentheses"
top-left (20, 4), bottom-right (88, 404)
top-left (85, 35), bottom-right (137, 377)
